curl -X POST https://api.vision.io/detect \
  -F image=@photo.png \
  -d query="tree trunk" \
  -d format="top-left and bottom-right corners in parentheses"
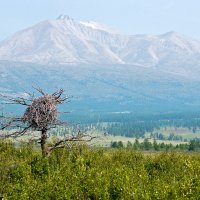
top-left (41, 129), bottom-right (48, 157)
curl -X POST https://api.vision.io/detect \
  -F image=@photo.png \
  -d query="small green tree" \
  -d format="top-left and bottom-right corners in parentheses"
top-left (189, 140), bottom-right (196, 151)
top-left (111, 141), bottom-right (118, 148)
top-left (143, 138), bottom-right (152, 150)
top-left (133, 139), bottom-right (140, 150)
top-left (153, 139), bottom-right (159, 151)
top-left (118, 141), bottom-right (124, 148)
top-left (127, 141), bottom-right (132, 149)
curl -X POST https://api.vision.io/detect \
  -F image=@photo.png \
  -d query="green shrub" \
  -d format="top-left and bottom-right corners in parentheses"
top-left (1, 140), bottom-right (200, 199)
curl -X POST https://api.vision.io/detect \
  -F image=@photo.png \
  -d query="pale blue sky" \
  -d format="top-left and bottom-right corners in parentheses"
top-left (0, 0), bottom-right (200, 40)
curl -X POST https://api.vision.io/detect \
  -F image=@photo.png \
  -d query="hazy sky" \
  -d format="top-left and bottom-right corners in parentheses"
top-left (0, 0), bottom-right (200, 40)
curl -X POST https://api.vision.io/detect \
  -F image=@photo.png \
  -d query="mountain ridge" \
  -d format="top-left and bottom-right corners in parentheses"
top-left (1, 16), bottom-right (200, 69)
top-left (1, 17), bottom-right (200, 112)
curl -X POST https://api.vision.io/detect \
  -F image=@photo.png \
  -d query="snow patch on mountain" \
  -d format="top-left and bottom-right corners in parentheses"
top-left (79, 21), bottom-right (118, 33)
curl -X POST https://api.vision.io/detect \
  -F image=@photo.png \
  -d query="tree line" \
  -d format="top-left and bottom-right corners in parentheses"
top-left (111, 138), bottom-right (200, 151)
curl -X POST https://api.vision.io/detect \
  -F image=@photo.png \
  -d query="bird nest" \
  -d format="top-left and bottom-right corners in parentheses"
top-left (23, 95), bottom-right (58, 130)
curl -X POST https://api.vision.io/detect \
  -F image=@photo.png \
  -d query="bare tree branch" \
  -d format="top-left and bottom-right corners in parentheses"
top-left (0, 87), bottom-right (98, 157)
top-left (49, 134), bottom-right (99, 152)
top-left (0, 125), bottom-right (32, 138)
top-left (0, 94), bottom-right (30, 106)
top-left (32, 85), bottom-right (46, 96)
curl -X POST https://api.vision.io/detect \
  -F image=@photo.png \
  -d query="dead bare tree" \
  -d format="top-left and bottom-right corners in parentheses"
top-left (0, 88), bottom-right (97, 156)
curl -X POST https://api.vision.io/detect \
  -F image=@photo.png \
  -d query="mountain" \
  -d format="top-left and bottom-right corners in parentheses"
top-left (1, 16), bottom-right (200, 113)
top-left (0, 16), bottom-right (125, 65)
top-left (1, 16), bottom-right (200, 69)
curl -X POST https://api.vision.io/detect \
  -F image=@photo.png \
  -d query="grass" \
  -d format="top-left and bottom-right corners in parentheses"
top-left (1, 141), bottom-right (200, 199)
top-left (146, 126), bottom-right (200, 140)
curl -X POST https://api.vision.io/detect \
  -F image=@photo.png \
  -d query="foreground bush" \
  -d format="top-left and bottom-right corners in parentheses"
top-left (1, 141), bottom-right (200, 199)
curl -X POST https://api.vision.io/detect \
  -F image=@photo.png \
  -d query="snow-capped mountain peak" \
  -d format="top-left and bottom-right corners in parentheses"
top-left (0, 16), bottom-right (200, 69)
